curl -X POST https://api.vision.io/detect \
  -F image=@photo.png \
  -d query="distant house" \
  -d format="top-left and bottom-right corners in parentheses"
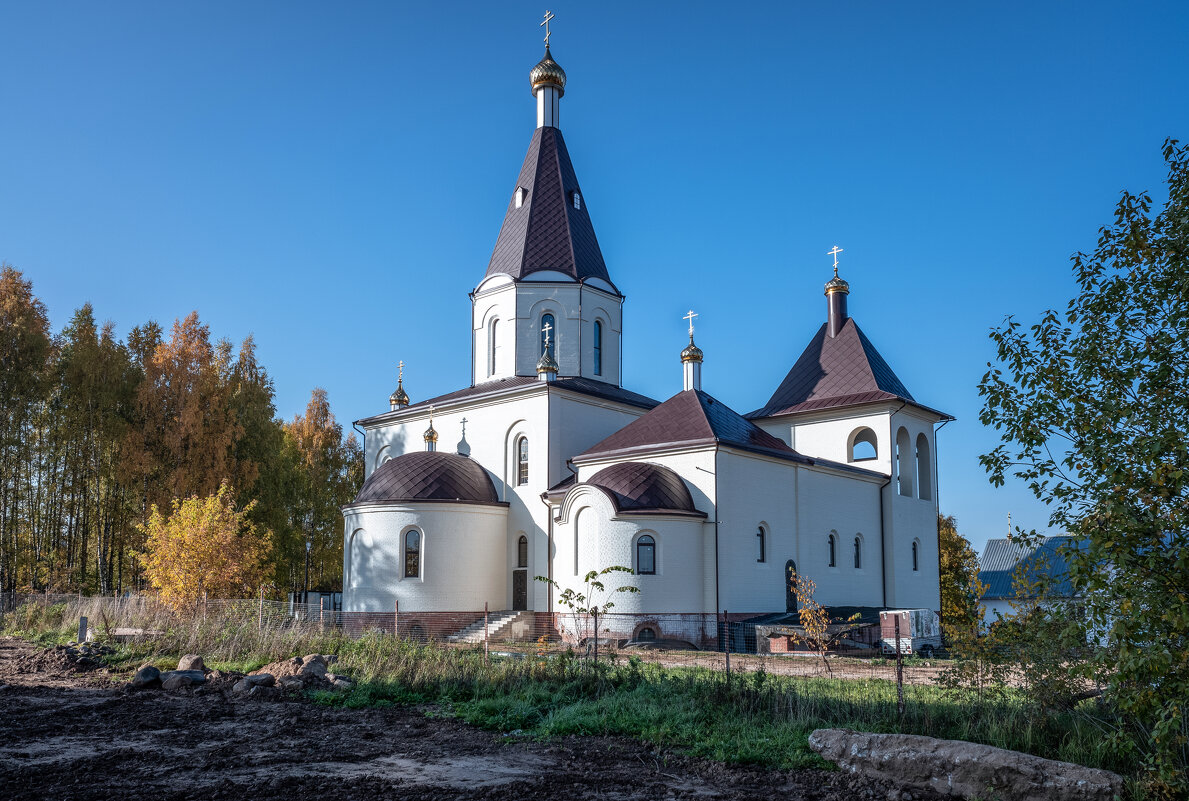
top-left (978, 536), bottom-right (1081, 624)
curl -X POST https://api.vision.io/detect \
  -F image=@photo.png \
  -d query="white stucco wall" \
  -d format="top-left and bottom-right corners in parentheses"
top-left (552, 484), bottom-right (707, 614)
top-left (343, 502), bottom-right (508, 612)
top-left (471, 279), bottom-right (623, 385)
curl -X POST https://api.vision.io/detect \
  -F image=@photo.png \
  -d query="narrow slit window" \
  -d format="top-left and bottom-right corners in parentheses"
top-left (489, 319), bottom-right (499, 376)
top-left (828, 534), bottom-right (836, 567)
top-left (756, 526), bottom-right (766, 563)
top-left (405, 530), bottom-right (421, 578)
top-left (517, 436), bottom-right (529, 485)
top-left (593, 320), bottom-right (603, 375)
top-left (912, 541), bottom-right (919, 572)
top-left (518, 535), bottom-right (528, 568)
top-left (541, 313), bottom-right (556, 360)
top-left (854, 536), bottom-right (862, 569)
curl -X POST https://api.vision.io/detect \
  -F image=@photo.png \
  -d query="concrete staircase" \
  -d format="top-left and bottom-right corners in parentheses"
top-left (447, 611), bottom-right (534, 644)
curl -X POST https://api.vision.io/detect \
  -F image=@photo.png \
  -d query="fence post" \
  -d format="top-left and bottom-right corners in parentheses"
top-left (592, 608), bottom-right (599, 669)
top-left (394, 599), bottom-right (399, 638)
top-left (723, 610), bottom-right (731, 682)
top-left (894, 614), bottom-right (905, 722)
top-left (202, 591), bottom-right (208, 622)
top-left (258, 585), bottom-right (265, 631)
top-left (484, 602), bottom-right (489, 663)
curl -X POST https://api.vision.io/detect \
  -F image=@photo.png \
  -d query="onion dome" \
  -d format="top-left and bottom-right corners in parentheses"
top-left (423, 420), bottom-right (438, 448)
top-left (389, 379), bottom-right (409, 410)
top-left (352, 451), bottom-right (500, 505)
top-left (680, 335), bottom-right (703, 364)
top-left (529, 46), bottom-right (566, 96)
top-left (536, 348), bottom-right (559, 375)
top-left (588, 461), bottom-right (699, 514)
top-left (824, 272), bottom-right (850, 295)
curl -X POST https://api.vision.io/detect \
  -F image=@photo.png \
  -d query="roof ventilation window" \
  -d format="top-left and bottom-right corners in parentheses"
top-left (571, 190), bottom-right (581, 210)
top-left (514, 186), bottom-right (528, 209)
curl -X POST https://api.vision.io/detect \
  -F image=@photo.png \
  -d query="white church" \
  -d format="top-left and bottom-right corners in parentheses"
top-left (342, 36), bottom-right (948, 640)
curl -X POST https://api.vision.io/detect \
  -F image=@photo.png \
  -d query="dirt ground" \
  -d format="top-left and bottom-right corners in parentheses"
top-left (0, 637), bottom-right (940, 800)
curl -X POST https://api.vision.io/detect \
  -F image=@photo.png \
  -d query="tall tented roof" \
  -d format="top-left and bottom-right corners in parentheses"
top-left (588, 461), bottom-right (702, 515)
top-left (576, 389), bottom-right (810, 463)
top-left (747, 319), bottom-right (917, 418)
top-left (978, 536), bottom-right (1082, 600)
top-left (483, 126), bottom-right (613, 288)
top-left (350, 451), bottom-right (502, 507)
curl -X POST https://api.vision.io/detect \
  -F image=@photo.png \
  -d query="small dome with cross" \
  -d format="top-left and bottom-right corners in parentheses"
top-left (530, 46), bottom-right (566, 96)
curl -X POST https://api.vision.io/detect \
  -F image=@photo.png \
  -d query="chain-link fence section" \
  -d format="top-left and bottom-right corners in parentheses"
top-left (0, 592), bottom-right (950, 695)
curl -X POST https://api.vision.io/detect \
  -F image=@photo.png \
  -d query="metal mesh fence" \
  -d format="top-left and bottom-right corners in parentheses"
top-left (0, 592), bottom-right (951, 690)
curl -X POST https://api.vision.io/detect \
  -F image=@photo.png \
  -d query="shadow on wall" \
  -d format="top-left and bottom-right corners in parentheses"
top-left (348, 527), bottom-right (403, 611)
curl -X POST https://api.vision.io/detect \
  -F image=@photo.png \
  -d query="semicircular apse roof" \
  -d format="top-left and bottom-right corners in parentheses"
top-left (587, 461), bottom-right (702, 515)
top-left (352, 451), bottom-right (501, 506)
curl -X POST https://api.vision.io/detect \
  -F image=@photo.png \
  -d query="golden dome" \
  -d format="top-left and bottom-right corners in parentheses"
top-left (824, 274), bottom-right (850, 295)
top-left (536, 349), bottom-right (560, 374)
top-left (389, 379), bottom-right (409, 409)
top-left (423, 422), bottom-right (438, 443)
top-left (681, 337), bottom-right (704, 364)
top-left (530, 46), bottom-right (566, 96)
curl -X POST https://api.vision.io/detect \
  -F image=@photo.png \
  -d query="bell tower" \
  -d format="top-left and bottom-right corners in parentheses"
top-left (471, 24), bottom-right (624, 387)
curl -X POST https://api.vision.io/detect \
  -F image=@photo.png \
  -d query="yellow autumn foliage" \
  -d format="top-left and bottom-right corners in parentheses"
top-left (140, 481), bottom-right (272, 611)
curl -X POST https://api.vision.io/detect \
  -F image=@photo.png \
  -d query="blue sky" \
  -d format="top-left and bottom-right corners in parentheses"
top-left (2, 2), bottom-right (1186, 554)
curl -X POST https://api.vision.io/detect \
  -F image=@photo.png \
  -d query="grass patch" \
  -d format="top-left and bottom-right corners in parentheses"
top-left (0, 599), bottom-right (1138, 782)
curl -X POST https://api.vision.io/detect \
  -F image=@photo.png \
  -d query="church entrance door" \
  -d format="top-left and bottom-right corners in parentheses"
top-left (785, 560), bottom-right (798, 614)
top-left (512, 570), bottom-right (527, 611)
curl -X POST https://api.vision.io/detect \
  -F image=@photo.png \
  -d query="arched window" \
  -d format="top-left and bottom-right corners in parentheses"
top-left (912, 540), bottom-right (920, 572)
top-left (593, 320), bottom-right (603, 376)
top-left (854, 535), bottom-right (862, 569)
top-left (516, 436), bottom-right (529, 485)
top-left (518, 535), bottom-right (528, 568)
top-left (828, 533), bottom-right (837, 567)
top-left (636, 534), bottom-right (656, 575)
top-left (541, 313), bottom-right (556, 359)
top-left (756, 525), bottom-right (766, 563)
top-left (636, 626), bottom-right (656, 641)
top-left (896, 427), bottom-right (914, 497)
top-left (488, 319), bottom-right (500, 376)
top-left (850, 427), bottom-right (878, 461)
top-left (404, 530), bottom-right (421, 578)
top-left (916, 433), bottom-right (932, 501)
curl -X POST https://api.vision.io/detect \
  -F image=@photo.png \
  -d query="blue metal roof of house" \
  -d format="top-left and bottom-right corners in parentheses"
top-left (978, 536), bottom-right (1082, 600)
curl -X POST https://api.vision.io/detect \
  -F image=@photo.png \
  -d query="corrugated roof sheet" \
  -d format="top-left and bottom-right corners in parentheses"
top-left (357, 376), bottom-right (659, 427)
top-left (484, 127), bottom-right (613, 287)
top-left (978, 536), bottom-right (1081, 600)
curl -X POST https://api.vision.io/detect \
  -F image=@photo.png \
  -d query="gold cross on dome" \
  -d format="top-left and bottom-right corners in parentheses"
top-left (541, 10), bottom-right (555, 45)
top-left (397, 360), bottom-right (404, 381)
top-left (428, 404), bottom-right (435, 423)
top-left (542, 320), bottom-right (553, 345)
top-left (827, 245), bottom-right (844, 277)
top-left (683, 309), bottom-right (698, 337)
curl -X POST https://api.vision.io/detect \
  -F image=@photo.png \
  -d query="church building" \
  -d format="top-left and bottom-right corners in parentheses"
top-left (342, 36), bottom-right (949, 639)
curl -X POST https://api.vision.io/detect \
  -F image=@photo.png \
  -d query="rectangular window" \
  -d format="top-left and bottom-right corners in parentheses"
top-left (637, 536), bottom-right (656, 575)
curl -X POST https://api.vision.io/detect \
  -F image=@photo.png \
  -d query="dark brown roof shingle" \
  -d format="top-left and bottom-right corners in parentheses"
top-left (484, 127), bottom-right (614, 287)
top-left (747, 319), bottom-right (917, 418)
top-left (576, 389), bottom-right (810, 463)
top-left (588, 461), bottom-right (702, 515)
top-left (350, 451), bottom-right (502, 506)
